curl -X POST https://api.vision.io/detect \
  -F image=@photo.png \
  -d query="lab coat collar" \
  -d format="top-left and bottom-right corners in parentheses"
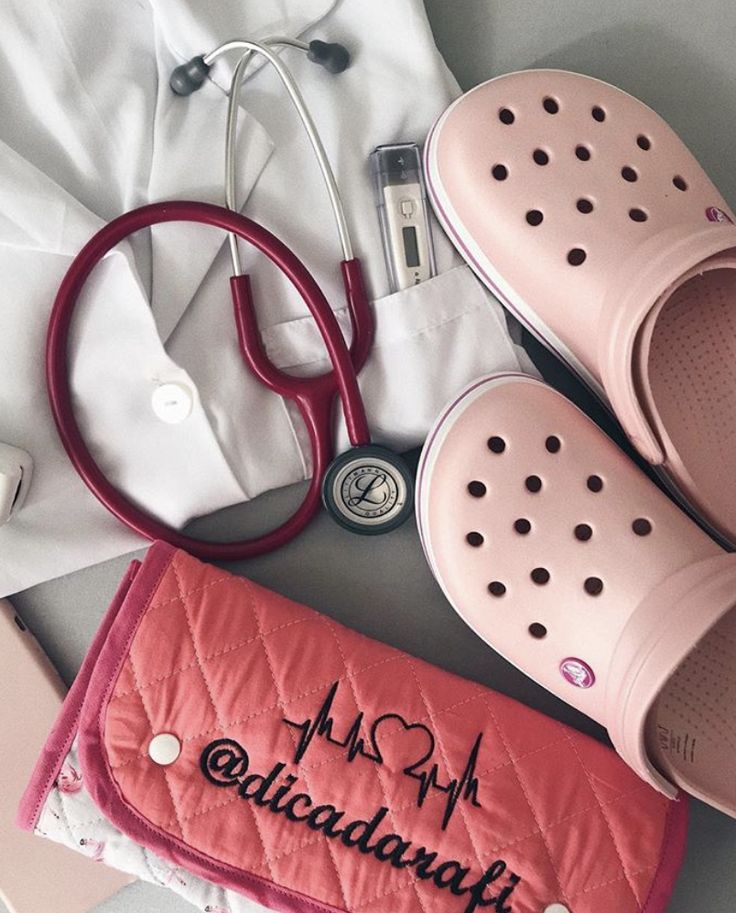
top-left (0, 138), bottom-right (103, 256)
top-left (145, 0), bottom-right (339, 339)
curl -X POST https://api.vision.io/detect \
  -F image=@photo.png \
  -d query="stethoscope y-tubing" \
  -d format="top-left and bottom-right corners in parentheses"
top-left (47, 201), bottom-right (373, 559)
top-left (216, 37), bottom-right (354, 272)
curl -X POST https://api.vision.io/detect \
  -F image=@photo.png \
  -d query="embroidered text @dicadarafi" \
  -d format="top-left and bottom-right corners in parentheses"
top-left (200, 739), bottom-right (521, 913)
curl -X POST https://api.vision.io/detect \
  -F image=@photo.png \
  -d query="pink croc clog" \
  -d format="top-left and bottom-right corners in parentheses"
top-left (425, 69), bottom-right (736, 546)
top-left (417, 372), bottom-right (736, 818)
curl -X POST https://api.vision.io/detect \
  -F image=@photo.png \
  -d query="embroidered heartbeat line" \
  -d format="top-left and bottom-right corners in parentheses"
top-left (283, 681), bottom-right (482, 829)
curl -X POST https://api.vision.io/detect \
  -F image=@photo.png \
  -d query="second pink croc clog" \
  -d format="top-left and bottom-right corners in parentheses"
top-left (425, 69), bottom-right (736, 547)
top-left (417, 373), bottom-right (736, 818)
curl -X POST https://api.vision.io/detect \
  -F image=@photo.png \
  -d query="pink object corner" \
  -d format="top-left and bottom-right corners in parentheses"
top-left (22, 542), bottom-right (688, 913)
top-left (16, 559), bottom-right (141, 832)
top-left (425, 68), bottom-right (736, 547)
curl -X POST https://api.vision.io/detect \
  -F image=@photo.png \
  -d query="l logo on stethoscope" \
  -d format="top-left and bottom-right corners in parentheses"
top-left (346, 470), bottom-right (391, 510)
top-left (323, 446), bottom-right (413, 534)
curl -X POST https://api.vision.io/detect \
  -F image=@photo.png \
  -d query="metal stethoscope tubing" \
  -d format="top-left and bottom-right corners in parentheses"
top-left (214, 38), bottom-right (353, 273)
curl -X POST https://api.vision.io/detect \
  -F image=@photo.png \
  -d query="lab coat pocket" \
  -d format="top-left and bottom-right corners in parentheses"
top-left (260, 265), bottom-right (536, 466)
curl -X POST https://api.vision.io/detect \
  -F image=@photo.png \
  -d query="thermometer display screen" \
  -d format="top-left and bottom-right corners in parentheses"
top-left (402, 226), bottom-right (420, 268)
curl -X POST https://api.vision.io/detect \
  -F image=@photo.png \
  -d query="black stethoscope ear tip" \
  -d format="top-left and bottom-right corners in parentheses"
top-left (322, 445), bottom-right (414, 536)
top-left (307, 40), bottom-right (351, 74)
top-left (170, 55), bottom-right (212, 95)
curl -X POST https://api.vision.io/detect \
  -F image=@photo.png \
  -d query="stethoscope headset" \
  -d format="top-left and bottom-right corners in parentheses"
top-left (46, 36), bottom-right (414, 561)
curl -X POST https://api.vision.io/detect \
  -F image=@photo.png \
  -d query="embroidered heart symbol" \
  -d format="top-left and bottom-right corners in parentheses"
top-left (369, 713), bottom-right (435, 775)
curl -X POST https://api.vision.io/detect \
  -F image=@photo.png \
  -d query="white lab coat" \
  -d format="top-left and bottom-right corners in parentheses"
top-left (0, 0), bottom-right (533, 596)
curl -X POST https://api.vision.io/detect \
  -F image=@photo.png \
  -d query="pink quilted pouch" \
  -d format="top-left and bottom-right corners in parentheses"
top-left (19, 543), bottom-right (687, 913)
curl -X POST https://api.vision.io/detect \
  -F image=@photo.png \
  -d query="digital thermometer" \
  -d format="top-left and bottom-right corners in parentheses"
top-left (371, 143), bottom-right (436, 293)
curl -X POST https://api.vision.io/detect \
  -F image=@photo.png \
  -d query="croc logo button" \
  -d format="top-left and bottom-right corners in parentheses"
top-left (560, 658), bottom-right (595, 689)
top-left (706, 206), bottom-right (733, 224)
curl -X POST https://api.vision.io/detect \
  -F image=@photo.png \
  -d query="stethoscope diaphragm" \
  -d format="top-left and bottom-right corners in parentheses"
top-left (321, 445), bottom-right (414, 535)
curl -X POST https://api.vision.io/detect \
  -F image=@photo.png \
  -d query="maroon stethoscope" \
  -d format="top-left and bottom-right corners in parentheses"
top-left (45, 37), bottom-right (414, 561)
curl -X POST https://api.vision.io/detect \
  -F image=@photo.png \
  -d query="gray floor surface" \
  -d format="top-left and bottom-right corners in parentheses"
top-left (5, 1), bottom-right (736, 911)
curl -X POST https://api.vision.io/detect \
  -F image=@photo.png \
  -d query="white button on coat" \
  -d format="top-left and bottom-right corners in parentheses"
top-left (148, 733), bottom-right (182, 766)
top-left (544, 904), bottom-right (571, 913)
top-left (0, 0), bottom-right (536, 596)
top-left (152, 382), bottom-right (195, 424)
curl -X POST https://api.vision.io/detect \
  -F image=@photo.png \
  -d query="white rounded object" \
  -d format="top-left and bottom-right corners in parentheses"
top-left (151, 383), bottom-right (194, 424)
top-left (148, 732), bottom-right (181, 766)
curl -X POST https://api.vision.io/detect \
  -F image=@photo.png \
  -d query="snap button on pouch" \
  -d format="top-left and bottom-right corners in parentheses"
top-left (543, 904), bottom-right (570, 913)
top-left (151, 382), bottom-right (194, 424)
top-left (148, 733), bottom-right (181, 765)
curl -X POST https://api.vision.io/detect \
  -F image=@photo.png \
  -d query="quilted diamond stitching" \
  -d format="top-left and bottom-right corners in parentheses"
top-left (477, 705), bottom-right (658, 906)
top-left (102, 553), bottom-right (670, 913)
top-left (182, 655), bottom-right (405, 749)
top-left (40, 742), bottom-right (266, 913)
top-left (249, 587), bottom-right (351, 911)
top-left (110, 614), bottom-right (316, 704)
top-left (560, 726), bottom-right (642, 907)
top-left (572, 860), bottom-right (659, 902)
top-left (127, 638), bottom-right (185, 840)
top-left (268, 831), bottom-right (325, 865)
top-left (174, 561), bottom-right (227, 733)
top-left (352, 869), bottom-right (426, 912)
top-left (479, 696), bottom-right (571, 907)
top-left (149, 575), bottom-right (233, 613)
top-left (474, 735), bottom-right (659, 904)
top-left (484, 779), bottom-right (655, 862)
top-left (336, 654), bottom-right (495, 913)
top-left (172, 561), bottom-right (276, 883)
top-left (347, 653), bottom-right (643, 913)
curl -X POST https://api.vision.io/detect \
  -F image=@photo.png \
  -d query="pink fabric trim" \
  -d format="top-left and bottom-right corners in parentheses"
top-left (76, 541), bottom-right (346, 913)
top-left (16, 557), bottom-right (142, 831)
top-left (642, 797), bottom-right (689, 913)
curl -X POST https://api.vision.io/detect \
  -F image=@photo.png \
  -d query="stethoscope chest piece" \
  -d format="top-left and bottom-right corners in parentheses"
top-left (322, 445), bottom-right (414, 535)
